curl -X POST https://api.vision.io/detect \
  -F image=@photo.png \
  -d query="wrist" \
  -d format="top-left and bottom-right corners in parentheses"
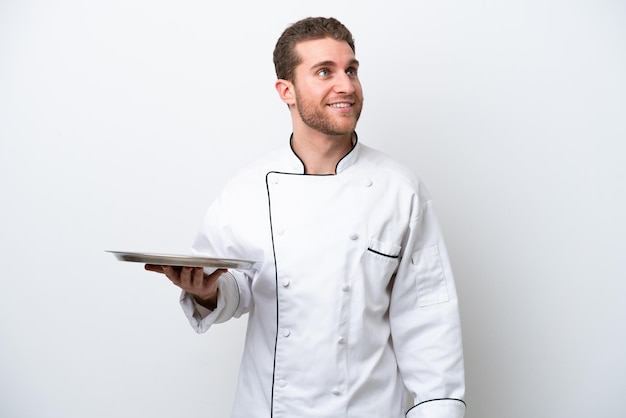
top-left (193, 291), bottom-right (218, 310)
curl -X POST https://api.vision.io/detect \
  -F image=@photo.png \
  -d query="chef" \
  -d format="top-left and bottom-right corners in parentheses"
top-left (147, 17), bottom-right (466, 418)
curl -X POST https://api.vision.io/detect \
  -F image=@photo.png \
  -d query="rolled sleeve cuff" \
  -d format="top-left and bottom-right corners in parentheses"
top-left (406, 399), bottom-right (466, 418)
top-left (179, 272), bottom-right (240, 333)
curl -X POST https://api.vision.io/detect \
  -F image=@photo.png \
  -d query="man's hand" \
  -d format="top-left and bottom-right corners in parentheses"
top-left (144, 265), bottom-right (226, 310)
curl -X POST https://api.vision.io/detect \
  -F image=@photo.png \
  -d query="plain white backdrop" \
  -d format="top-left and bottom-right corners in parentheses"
top-left (1, 1), bottom-right (624, 417)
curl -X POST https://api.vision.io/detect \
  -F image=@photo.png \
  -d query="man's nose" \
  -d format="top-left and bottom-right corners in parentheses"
top-left (334, 72), bottom-right (356, 94)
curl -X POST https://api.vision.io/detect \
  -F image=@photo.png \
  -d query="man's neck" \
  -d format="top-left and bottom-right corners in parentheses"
top-left (291, 131), bottom-right (354, 175)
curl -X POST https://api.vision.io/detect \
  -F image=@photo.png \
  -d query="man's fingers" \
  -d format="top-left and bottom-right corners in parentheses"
top-left (209, 268), bottom-right (228, 278)
top-left (193, 266), bottom-right (205, 282)
top-left (143, 264), bottom-right (224, 302)
top-left (178, 266), bottom-right (195, 287)
top-left (144, 264), bottom-right (165, 273)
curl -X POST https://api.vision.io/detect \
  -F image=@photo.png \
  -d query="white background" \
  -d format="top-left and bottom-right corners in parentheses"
top-left (1, 1), bottom-right (624, 417)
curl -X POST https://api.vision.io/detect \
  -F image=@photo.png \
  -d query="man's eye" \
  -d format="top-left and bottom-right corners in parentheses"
top-left (347, 68), bottom-right (358, 76)
top-left (318, 69), bottom-right (329, 77)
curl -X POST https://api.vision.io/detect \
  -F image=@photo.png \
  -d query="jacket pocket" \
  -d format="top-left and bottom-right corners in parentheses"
top-left (411, 245), bottom-right (449, 307)
top-left (359, 239), bottom-right (402, 312)
top-left (367, 239), bottom-right (401, 259)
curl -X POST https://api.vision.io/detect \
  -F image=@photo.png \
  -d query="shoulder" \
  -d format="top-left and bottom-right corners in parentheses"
top-left (357, 143), bottom-right (425, 192)
top-left (355, 143), bottom-right (435, 221)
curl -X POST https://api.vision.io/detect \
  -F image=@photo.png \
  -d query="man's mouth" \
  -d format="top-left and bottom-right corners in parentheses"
top-left (328, 103), bottom-right (352, 108)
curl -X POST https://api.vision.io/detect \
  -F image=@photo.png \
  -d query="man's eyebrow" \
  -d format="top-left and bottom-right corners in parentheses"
top-left (310, 59), bottom-right (360, 70)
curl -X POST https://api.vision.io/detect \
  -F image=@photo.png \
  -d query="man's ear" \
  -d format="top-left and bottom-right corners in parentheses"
top-left (275, 79), bottom-right (295, 106)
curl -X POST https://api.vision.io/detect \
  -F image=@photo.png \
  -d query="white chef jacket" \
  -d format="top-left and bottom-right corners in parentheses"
top-left (180, 138), bottom-right (465, 418)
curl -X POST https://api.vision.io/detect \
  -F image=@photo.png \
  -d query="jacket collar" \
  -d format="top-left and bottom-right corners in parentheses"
top-left (287, 132), bottom-right (360, 175)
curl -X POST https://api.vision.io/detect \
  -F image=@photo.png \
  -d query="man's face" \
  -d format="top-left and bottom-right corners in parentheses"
top-left (291, 38), bottom-right (363, 136)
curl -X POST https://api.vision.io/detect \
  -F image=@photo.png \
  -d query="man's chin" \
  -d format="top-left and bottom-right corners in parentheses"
top-left (301, 113), bottom-right (359, 136)
top-left (328, 116), bottom-right (359, 135)
top-left (324, 124), bottom-right (358, 136)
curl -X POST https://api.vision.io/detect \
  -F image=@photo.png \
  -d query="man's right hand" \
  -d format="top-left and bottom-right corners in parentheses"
top-left (144, 265), bottom-right (226, 310)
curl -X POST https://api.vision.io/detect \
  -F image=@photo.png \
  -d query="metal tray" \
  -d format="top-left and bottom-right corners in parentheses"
top-left (107, 250), bottom-right (256, 270)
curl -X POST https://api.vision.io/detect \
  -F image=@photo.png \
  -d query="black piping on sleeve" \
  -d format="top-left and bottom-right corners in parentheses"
top-left (405, 398), bottom-right (466, 416)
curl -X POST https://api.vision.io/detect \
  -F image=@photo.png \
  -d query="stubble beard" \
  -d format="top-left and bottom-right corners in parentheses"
top-left (295, 92), bottom-right (362, 136)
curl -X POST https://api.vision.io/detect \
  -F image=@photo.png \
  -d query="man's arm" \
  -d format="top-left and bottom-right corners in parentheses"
top-left (390, 199), bottom-right (466, 418)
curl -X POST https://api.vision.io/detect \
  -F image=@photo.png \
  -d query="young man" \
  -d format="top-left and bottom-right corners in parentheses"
top-left (148, 17), bottom-right (466, 418)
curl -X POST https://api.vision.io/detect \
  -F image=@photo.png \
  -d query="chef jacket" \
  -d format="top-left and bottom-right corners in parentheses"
top-left (180, 138), bottom-right (466, 418)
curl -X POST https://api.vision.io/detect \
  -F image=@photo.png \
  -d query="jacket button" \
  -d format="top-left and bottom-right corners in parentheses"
top-left (331, 387), bottom-right (342, 395)
top-left (278, 379), bottom-right (287, 388)
top-left (281, 279), bottom-right (291, 287)
top-left (338, 336), bottom-right (346, 345)
top-left (281, 328), bottom-right (291, 337)
top-left (349, 233), bottom-right (359, 240)
top-left (363, 179), bottom-right (373, 187)
top-left (341, 283), bottom-right (351, 292)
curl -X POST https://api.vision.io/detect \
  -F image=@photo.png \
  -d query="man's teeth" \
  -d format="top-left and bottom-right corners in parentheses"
top-left (329, 103), bottom-right (351, 108)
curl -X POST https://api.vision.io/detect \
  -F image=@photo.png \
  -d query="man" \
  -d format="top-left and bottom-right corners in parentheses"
top-left (147, 17), bottom-right (466, 418)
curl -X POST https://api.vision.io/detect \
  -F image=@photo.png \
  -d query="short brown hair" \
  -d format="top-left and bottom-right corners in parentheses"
top-left (273, 17), bottom-right (356, 82)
